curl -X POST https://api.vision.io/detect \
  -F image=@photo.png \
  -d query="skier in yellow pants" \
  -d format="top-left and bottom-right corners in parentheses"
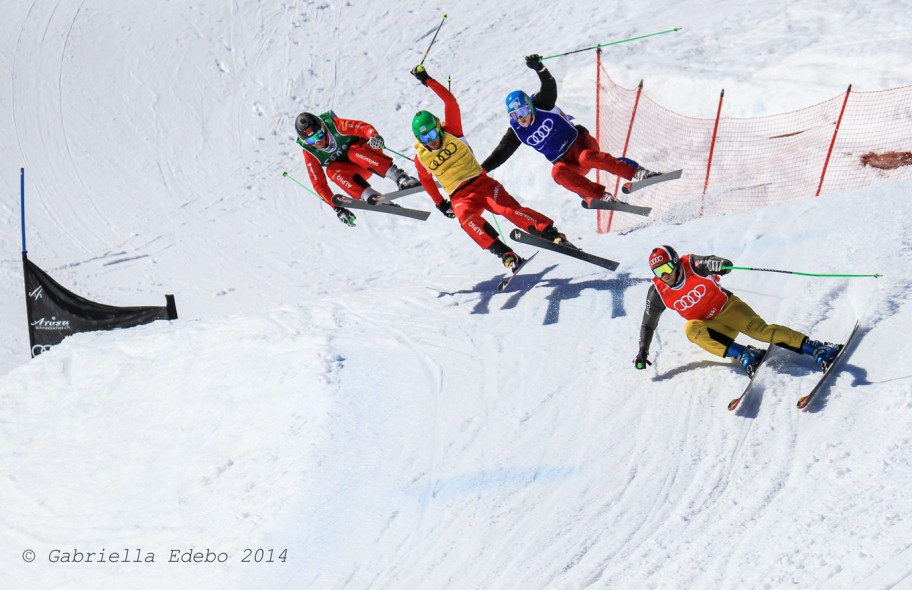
top-left (633, 245), bottom-right (839, 375)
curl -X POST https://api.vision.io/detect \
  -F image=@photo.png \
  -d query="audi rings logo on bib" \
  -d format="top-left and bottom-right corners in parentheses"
top-left (526, 119), bottom-right (554, 146)
top-left (429, 143), bottom-right (459, 171)
top-left (672, 284), bottom-right (707, 311)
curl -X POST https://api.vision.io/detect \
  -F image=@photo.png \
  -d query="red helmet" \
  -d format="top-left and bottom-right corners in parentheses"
top-left (649, 245), bottom-right (680, 278)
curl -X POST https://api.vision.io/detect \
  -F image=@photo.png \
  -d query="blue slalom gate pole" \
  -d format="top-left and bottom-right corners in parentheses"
top-left (20, 168), bottom-right (27, 255)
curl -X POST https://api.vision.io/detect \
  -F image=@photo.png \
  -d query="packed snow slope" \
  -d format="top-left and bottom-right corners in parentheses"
top-left (2, 1), bottom-right (912, 589)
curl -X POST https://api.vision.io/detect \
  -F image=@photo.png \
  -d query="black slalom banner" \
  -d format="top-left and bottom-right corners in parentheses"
top-left (23, 255), bottom-right (177, 357)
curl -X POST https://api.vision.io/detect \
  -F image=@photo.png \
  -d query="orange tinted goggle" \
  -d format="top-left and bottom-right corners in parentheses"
top-left (652, 262), bottom-right (675, 277)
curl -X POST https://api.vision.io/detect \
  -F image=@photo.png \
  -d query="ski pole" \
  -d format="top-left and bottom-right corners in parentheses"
top-left (419, 14), bottom-right (448, 66)
top-left (383, 146), bottom-right (411, 159)
top-left (282, 171), bottom-right (322, 200)
top-left (722, 265), bottom-right (882, 278)
top-left (542, 27), bottom-right (682, 61)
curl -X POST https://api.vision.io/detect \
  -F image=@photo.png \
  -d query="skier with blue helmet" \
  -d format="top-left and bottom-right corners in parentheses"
top-left (480, 54), bottom-right (661, 207)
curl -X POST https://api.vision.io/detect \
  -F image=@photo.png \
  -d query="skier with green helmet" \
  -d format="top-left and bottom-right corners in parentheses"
top-left (409, 65), bottom-right (570, 272)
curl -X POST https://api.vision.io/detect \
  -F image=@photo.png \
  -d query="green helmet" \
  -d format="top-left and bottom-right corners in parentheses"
top-left (411, 110), bottom-right (440, 141)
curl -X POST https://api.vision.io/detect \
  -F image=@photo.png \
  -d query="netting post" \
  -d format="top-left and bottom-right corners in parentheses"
top-left (616, 79), bottom-right (643, 195)
top-left (816, 84), bottom-right (852, 197)
top-left (596, 49), bottom-right (605, 232)
top-left (604, 79), bottom-right (643, 232)
top-left (700, 89), bottom-right (725, 217)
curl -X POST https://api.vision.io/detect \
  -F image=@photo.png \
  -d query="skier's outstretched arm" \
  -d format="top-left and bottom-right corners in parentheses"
top-left (332, 116), bottom-right (379, 141)
top-left (691, 255), bottom-right (734, 277)
top-left (302, 150), bottom-right (334, 206)
top-left (480, 130), bottom-right (521, 172)
top-left (526, 54), bottom-right (557, 110)
top-left (413, 156), bottom-right (445, 206)
top-left (635, 286), bottom-right (665, 369)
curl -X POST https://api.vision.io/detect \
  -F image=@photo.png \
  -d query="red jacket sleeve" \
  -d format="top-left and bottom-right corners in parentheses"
top-left (427, 78), bottom-right (463, 137)
top-left (331, 116), bottom-right (379, 140)
top-left (413, 156), bottom-right (445, 206)
top-left (302, 150), bottom-right (334, 206)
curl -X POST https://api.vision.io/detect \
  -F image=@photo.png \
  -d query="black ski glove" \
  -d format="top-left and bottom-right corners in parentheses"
top-left (411, 65), bottom-right (430, 85)
top-left (436, 199), bottom-right (455, 218)
top-left (633, 349), bottom-right (652, 370)
top-left (705, 257), bottom-right (733, 275)
top-left (334, 206), bottom-right (356, 227)
top-left (525, 54), bottom-right (545, 72)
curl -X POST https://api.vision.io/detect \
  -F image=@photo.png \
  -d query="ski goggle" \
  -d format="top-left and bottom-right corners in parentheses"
top-left (652, 262), bottom-right (676, 278)
top-left (303, 128), bottom-right (326, 145)
top-left (418, 128), bottom-right (440, 144)
top-left (509, 105), bottom-right (533, 121)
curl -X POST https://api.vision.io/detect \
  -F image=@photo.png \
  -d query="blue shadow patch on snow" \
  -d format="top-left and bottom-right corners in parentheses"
top-left (539, 272), bottom-right (649, 325)
top-left (436, 268), bottom-right (649, 325)
top-left (414, 466), bottom-right (582, 503)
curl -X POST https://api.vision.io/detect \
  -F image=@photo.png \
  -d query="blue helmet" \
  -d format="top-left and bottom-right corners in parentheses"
top-left (505, 90), bottom-right (534, 121)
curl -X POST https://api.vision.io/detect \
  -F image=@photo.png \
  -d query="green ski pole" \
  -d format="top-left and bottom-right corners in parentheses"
top-left (723, 265), bottom-right (882, 278)
top-left (383, 146), bottom-right (411, 159)
top-left (282, 171), bottom-right (321, 200)
top-left (542, 27), bottom-right (682, 61)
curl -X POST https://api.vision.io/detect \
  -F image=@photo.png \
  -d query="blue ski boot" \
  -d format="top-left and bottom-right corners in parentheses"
top-left (725, 342), bottom-right (763, 376)
top-left (802, 338), bottom-right (839, 370)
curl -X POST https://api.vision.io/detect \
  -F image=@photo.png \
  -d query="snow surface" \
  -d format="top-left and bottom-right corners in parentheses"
top-left (2, 1), bottom-right (912, 588)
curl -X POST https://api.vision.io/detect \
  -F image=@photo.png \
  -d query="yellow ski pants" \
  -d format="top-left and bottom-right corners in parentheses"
top-left (684, 295), bottom-right (807, 357)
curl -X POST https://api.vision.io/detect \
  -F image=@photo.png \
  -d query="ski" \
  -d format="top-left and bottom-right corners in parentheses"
top-left (727, 346), bottom-right (772, 411)
top-left (373, 184), bottom-right (427, 202)
top-left (509, 229), bottom-right (619, 271)
top-left (580, 197), bottom-right (652, 217)
top-left (375, 180), bottom-right (443, 203)
top-left (797, 321), bottom-right (861, 410)
top-left (331, 194), bottom-right (430, 221)
top-left (622, 169), bottom-right (683, 194)
top-left (497, 251), bottom-right (539, 292)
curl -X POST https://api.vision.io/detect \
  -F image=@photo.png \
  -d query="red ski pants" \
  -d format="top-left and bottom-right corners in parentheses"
top-left (451, 173), bottom-right (553, 250)
top-left (326, 143), bottom-right (393, 199)
top-left (551, 132), bottom-right (636, 201)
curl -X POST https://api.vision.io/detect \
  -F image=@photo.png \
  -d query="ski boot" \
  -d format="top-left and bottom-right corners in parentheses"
top-left (387, 164), bottom-right (420, 190)
top-left (633, 166), bottom-right (661, 181)
top-left (540, 226), bottom-right (578, 249)
top-left (501, 251), bottom-right (522, 271)
top-left (725, 342), bottom-right (764, 377)
top-left (802, 338), bottom-right (840, 371)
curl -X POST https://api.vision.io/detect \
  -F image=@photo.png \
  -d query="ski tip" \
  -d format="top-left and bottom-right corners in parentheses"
top-left (797, 396), bottom-right (810, 410)
top-left (727, 399), bottom-right (740, 411)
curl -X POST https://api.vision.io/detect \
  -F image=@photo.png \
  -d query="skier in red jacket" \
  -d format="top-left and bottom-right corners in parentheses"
top-left (634, 245), bottom-right (840, 375)
top-left (409, 65), bottom-right (570, 271)
top-left (295, 111), bottom-right (419, 226)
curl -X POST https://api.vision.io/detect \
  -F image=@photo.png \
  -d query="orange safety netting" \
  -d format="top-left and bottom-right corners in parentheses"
top-left (594, 55), bottom-right (912, 233)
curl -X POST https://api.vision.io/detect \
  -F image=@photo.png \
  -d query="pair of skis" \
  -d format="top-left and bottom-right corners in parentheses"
top-left (580, 169), bottom-right (683, 217)
top-left (496, 229), bottom-right (620, 291)
top-left (331, 184), bottom-right (432, 221)
top-left (728, 321), bottom-right (860, 412)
